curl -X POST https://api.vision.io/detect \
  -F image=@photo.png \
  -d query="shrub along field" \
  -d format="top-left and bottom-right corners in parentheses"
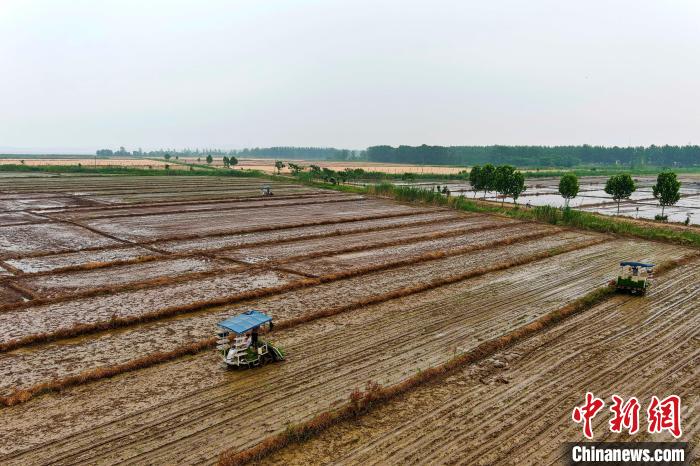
top-left (0, 172), bottom-right (697, 464)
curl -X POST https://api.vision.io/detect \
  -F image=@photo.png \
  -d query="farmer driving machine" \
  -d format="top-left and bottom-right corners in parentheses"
top-left (216, 310), bottom-right (285, 368)
top-left (616, 261), bottom-right (654, 295)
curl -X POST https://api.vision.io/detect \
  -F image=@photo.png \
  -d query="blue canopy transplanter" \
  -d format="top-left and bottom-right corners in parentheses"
top-left (217, 310), bottom-right (272, 334)
top-left (619, 261), bottom-right (655, 268)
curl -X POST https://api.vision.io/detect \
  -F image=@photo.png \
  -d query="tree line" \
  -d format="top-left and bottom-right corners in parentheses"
top-left (95, 146), bottom-right (360, 160)
top-left (95, 144), bottom-right (700, 168)
top-left (366, 145), bottom-right (700, 167)
top-left (236, 147), bottom-right (360, 160)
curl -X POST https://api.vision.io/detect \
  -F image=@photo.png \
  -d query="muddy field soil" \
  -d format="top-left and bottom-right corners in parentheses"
top-left (0, 229), bottom-right (598, 392)
top-left (0, 234), bottom-right (690, 407)
top-left (88, 187), bottom-right (317, 204)
top-left (83, 199), bottom-right (424, 241)
top-left (0, 211), bottom-right (44, 225)
top-left (263, 262), bottom-right (700, 466)
top-left (0, 270), bottom-right (297, 343)
top-left (0, 223), bottom-right (120, 256)
top-left (284, 224), bottom-right (555, 276)
top-left (0, 196), bottom-right (104, 211)
top-left (0, 285), bottom-right (26, 306)
top-left (16, 257), bottom-right (229, 297)
top-left (2, 248), bottom-right (696, 465)
top-left (0, 225), bottom-right (567, 350)
top-left (218, 215), bottom-right (514, 264)
top-left (44, 193), bottom-right (355, 221)
top-left (155, 210), bottom-right (460, 253)
top-left (5, 245), bottom-right (161, 273)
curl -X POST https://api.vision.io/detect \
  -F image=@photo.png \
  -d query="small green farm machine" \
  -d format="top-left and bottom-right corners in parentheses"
top-left (616, 261), bottom-right (654, 295)
top-left (216, 310), bottom-right (285, 368)
top-left (260, 185), bottom-right (273, 196)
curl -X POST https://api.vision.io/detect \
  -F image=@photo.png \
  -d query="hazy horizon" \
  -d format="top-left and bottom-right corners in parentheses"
top-left (2, 0), bottom-right (699, 152)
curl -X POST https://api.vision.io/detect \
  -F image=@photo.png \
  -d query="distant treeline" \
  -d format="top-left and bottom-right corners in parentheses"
top-left (365, 145), bottom-right (700, 167)
top-left (236, 147), bottom-right (360, 160)
top-left (94, 144), bottom-right (700, 167)
top-left (96, 146), bottom-right (360, 160)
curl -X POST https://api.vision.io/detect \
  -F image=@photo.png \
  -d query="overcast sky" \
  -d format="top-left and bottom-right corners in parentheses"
top-left (1, 0), bottom-right (699, 152)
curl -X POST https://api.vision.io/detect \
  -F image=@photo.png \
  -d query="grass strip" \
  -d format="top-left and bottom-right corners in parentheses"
top-left (305, 182), bottom-right (700, 249)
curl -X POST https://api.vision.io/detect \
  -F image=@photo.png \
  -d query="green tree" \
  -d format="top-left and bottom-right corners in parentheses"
top-left (652, 171), bottom-right (681, 217)
top-left (288, 163), bottom-right (304, 175)
top-left (229, 156), bottom-right (238, 168)
top-left (274, 160), bottom-right (285, 174)
top-left (494, 165), bottom-right (516, 204)
top-left (309, 164), bottom-right (321, 178)
top-left (164, 153), bottom-right (171, 161)
top-left (507, 170), bottom-right (526, 204)
top-left (321, 167), bottom-right (335, 181)
top-left (604, 174), bottom-right (636, 213)
top-left (480, 163), bottom-right (496, 199)
top-left (206, 154), bottom-right (213, 165)
top-left (469, 165), bottom-right (483, 198)
top-left (222, 156), bottom-right (230, 167)
top-left (558, 173), bottom-right (579, 207)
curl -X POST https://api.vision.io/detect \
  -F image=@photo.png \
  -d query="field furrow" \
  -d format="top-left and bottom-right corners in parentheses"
top-left (83, 199), bottom-right (424, 241)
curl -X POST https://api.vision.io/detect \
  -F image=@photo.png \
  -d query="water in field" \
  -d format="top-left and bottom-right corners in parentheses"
top-left (369, 175), bottom-right (700, 225)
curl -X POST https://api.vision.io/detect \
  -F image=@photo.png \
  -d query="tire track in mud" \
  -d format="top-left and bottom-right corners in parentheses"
top-left (0, 241), bottom-right (692, 465)
top-left (425, 284), bottom-right (699, 464)
top-left (260, 263), bottom-right (700, 466)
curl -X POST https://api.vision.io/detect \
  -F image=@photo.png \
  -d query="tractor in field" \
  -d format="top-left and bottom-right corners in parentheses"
top-left (261, 185), bottom-right (273, 196)
top-left (616, 261), bottom-right (654, 295)
top-left (216, 310), bottom-right (285, 368)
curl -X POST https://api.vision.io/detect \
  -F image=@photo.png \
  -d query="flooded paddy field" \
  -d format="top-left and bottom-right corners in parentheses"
top-left (372, 174), bottom-right (700, 224)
